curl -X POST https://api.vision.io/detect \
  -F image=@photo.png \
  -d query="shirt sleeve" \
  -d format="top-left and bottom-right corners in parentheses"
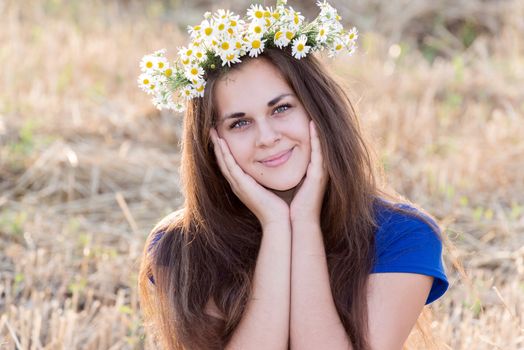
top-left (371, 205), bottom-right (449, 305)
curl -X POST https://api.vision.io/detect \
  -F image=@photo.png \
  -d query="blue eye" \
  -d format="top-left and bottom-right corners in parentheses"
top-left (273, 103), bottom-right (291, 114)
top-left (229, 119), bottom-right (249, 129)
top-left (229, 103), bottom-right (291, 129)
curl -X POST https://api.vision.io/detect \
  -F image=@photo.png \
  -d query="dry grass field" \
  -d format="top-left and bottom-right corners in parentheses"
top-left (0, 0), bottom-right (523, 349)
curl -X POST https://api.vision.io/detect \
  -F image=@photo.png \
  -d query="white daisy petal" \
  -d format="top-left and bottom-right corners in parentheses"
top-left (291, 34), bottom-right (310, 59)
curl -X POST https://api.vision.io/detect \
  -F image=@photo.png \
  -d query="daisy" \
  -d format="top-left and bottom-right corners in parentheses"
top-left (180, 85), bottom-right (195, 100)
top-left (247, 4), bottom-right (265, 21)
top-left (282, 7), bottom-right (304, 31)
top-left (137, 73), bottom-right (153, 92)
top-left (139, 55), bottom-right (156, 72)
top-left (328, 37), bottom-right (345, 58)
top-left (346, 43), bottom-right (357, 56)
top-left (178, 46), bottom-right (195, 64)
top-left (216, 38), bottom-right (235, 54)
top-left (163, 67), bottom-right (173, 78)
top-left (346, 26), bottom-right (359, 44)
top-left (317, 0), bottom-right (337, 22)
top-left (155, 56), bottom-right (169, 71)
top-left (220, 51), bottom-right (241, 66)
top-left (200, 19), bottom-right (216, 43)
top-left (316, 24), bottom-right (329, 43)
top-left (214, 17), bottom-right (230, 37)
top-left (291, 34), bottom-right (310, 59)
top-left (248, 19), bottom-right (266, 37)
top-left (274, 29), bottom-right (295, 48)
top-left (214, 9), bottom-right (231, 20)
top-left (188, 43), bottom-right (206, 63)
top-left (246, 36), bottom-right (266, 57)
top-left (187, 24), bottom-right (202, 39)
top-left (192, 79), bottom-right (207, 97)
top-left (184, 64), bottom-right (205, 81)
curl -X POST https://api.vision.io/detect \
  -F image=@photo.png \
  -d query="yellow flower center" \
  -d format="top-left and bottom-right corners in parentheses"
top-left (230, 20), bottom-right (237, 27)
top-left (349, 33), bottom-right (355, 40)
top-left (196, 85), bottom-right (204, 92)
top-left (205, 27), bottom-right (213, 36)
top-left (158, 62), bottom-right (164, 69)
top-left (273, 13), bottom-right (280, 20)
top-left (182, 58), bottom-right (190, 65)
top-left (191, 68), bottom-right (198, 75)
top-left (218, 23), bottom-right (225, 31)
top-left (194, 25), bottom-right (201, 31)
top-left (275, 31), bottom-right (283, 40)
top-left (143, 79), bottom-right (149, 84)
top-left (221, 42), bottom-right (230, 50)
top-left (286, 31), bottom-right (294, 40)
top-left (164, 69), bottom-right (172, 77)
top-left (252, 40), bottom-right (261, 49)
top-left (264, 11), bottom-right (270, 17)
top-left (185, 89), bottom-right (191, 95)
top-left (255, 10), bottom-right (263, 19)
top-left (186, 49), bottom-right (193, 56)
top-left (196, 52), bottom-right (203, 58)
top-left (254, 26), bottom-right (262, 34)
top-left (226, 53), bottom-right (235, 60)
top-left (320, 29), bottom-right (325, 36)
top-left (297, 43), bottom-right (304, 51)
top-left (265, 18), bottom-right (271, 26)
top-left (228, 28), bottom-right (234, 35)
top-left (150, 84), bottom-right (155, 90)
top-left (235, 41), bottom-right (242, 49)
top-left (146, 61), bottom-right (153, 68)
top-left (335, 44), bottom-right (342, 50)
top-left (336, 14), bottom-right (341, 21)
top-left (294, 15), bottom-right (299, 24)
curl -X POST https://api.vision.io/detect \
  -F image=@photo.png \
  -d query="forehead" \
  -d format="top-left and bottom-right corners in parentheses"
top-left (214, 59), bottom-right (293, 116)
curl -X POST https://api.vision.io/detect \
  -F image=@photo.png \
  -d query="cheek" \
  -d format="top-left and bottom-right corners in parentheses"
top-left (223, 137), bottom-right (251, 167)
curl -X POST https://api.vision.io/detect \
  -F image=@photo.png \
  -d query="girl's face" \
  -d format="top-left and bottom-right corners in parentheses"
top-left (214, 58), bottom-right (311, 193)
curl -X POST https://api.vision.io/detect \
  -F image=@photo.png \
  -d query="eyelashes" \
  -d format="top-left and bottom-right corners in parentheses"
top-left (228, 103), bottom-right (292, 130)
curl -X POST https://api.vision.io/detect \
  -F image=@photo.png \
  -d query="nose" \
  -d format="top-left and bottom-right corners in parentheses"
top-left (255, 119), bottom-right (281, 147)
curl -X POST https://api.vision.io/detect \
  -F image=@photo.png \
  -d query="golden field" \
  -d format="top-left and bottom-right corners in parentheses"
top-left (0, 0), bottom-right (522, 348)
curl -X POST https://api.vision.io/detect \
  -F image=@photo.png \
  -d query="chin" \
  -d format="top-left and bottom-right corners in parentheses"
top-left (262, 176), bottom-right (304, 192)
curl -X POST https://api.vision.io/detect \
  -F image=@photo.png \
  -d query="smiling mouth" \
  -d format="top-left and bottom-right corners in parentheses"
top-left (259, 147), bottom-right (294, 167)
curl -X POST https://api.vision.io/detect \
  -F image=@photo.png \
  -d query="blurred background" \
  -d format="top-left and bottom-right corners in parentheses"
top-left (0, 0), bottom-right (522, 348)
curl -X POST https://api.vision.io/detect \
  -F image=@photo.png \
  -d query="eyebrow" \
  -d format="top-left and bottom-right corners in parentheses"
top-left (221, 93), bottom-right (294, 121)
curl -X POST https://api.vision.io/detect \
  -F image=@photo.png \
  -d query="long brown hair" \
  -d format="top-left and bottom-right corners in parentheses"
top-left (138, 47), bottom-right (447, 349)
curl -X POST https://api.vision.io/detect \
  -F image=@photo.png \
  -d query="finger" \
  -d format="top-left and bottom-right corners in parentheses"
top-left (210, 129), bottom-right (234, 185)
top-left (218, 139), bottom-right (245, 187)
top-left (309, 121), bottom-right (325, 173)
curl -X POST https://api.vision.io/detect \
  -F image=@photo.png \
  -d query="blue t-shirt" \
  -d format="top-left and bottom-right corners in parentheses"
top-left (148, 202), bottom-right (449, 305)
top-left (371, 201), bottom-right (449, 305)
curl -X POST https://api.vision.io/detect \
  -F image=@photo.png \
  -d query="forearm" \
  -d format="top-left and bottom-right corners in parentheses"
top-left (226, 221), bottom-right (292, 350)
top-left (290, 221), bottom-right (352, 350)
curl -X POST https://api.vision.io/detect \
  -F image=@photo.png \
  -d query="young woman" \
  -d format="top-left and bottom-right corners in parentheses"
top-left (138, 2), bottom-right (449, 349)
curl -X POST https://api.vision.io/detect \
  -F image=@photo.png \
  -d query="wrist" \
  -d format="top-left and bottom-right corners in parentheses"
top-left (290, 218), bottom-right (321, 229)
top-left (261, 217), bottom-right (291, 231)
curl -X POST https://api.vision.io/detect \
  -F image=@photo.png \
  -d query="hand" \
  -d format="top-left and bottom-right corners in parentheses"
top-left (210, 128), bottom-right (290, 228)
top-left (289, 121), bottom-right (329, 224)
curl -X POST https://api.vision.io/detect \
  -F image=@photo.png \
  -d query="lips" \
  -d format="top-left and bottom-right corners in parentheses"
top-left (259, 147), bottom-right (294, 167)
top-left (260, 149), bottom-right (292, 162)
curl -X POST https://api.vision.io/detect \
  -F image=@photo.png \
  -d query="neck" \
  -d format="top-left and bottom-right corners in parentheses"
top-left (270, 176), bottom-right (306, 205)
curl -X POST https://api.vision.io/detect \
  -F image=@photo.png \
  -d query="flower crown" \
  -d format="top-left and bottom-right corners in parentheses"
top-left (137, 0), bottom-right (358, 112)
